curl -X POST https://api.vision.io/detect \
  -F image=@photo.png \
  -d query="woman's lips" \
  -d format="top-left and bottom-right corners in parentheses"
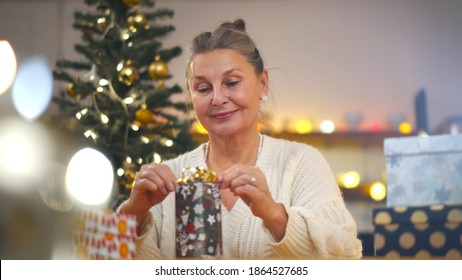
top-left (209, 109), bottom-right (239, 119)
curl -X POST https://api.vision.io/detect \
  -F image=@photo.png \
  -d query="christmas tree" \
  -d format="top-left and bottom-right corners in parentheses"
top-left (50, 0), bottom-right (197, 208)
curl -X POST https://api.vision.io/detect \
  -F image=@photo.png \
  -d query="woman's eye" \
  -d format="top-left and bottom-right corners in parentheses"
top-left (197, 87), bottom-right (211, 93)
top-left (225, 80), bottom-right (239, 87)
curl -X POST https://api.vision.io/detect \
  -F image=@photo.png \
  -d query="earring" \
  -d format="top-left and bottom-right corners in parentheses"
top-left (261, 95), bottom-right (268, 102)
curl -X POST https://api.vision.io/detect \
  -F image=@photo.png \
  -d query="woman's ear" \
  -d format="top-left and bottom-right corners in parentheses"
top-left (260, 69), bottom-right (269, 94)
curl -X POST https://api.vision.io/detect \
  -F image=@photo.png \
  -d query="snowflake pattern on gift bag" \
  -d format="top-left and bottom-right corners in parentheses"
top-left (175, 167), bottom-right (222, 259)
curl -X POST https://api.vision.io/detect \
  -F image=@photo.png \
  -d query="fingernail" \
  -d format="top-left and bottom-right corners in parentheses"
top-left (168, 182), bottom-right (175, 191)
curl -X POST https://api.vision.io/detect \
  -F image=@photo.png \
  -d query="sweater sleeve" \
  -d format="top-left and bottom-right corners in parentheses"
top-left (262, 145), bottom-right (363, 259)
top-left (133, 211), bottom-right (163, 259)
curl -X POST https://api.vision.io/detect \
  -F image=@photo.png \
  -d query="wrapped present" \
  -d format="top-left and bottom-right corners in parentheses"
top-left (373, 204), bottom-right (462, 259)
top-left (73, 209), bottom-right (137, 260)
top-left (175, 167), bottom-right (222, 259)
top-left (384, 134), bottom-right (462, 207)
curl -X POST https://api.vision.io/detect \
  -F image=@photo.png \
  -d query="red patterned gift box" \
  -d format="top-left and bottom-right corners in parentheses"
top-left (73, 209), bottom-right (137, 260)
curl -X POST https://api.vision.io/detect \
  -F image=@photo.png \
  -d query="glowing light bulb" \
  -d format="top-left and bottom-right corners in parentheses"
top-left (65, 148), bottom-right (114, 205)
top-left (12, 56), bottom-right (53, 120)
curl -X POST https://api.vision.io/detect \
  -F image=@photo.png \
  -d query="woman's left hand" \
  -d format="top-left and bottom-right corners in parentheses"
top-left (219, 164), bottom-right (288, 240)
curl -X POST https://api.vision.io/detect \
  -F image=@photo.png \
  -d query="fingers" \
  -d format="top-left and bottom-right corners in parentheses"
top-left (219, 164), bottom-right (265, 194)
top-left (133, 163), bottom-right (177, 201)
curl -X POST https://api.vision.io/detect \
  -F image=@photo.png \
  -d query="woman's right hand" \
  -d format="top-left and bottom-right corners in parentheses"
top-left (121, 163), bottom-right (177, 225)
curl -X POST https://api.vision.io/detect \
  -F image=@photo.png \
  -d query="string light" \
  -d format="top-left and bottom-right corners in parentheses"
top-left (320, 119), bottom-right (335, 134)
top-left (165, 139), bottom-right (173, 147)
top-left (131, 124), bottom-right (140, 131)
top-left (295, 119), bottom-right (313, 134)
top-left (76, 108), bottom-right (88, 120)
top-left (370, 181), bottom-right (386, 201)
top-left (124, 97), bottom-right (134, 104)
top-left (100, 113), bottom-right (109, 124)
top-left (399, 122), bottom-right (413, 134)
top-left (153, 153), bottom-right (162, 163)
top-left (117, 168), bottom-right (125, 176)
top-left (98, 79), bottom-right (109, 86)
top-left (140, 135), bottom-right (150, 143)
top-left (339, 171), bottom-right (361, 189)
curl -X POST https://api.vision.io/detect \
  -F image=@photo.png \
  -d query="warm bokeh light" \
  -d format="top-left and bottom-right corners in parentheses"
top-left (0, 40), bottom-right (17, 95)
top-left (320, 119), bottom-right (335, 134)
top-left (339, 171), bottom-right (361, 189)
top-left (295, 119), bottom-right (313, 134)
top-left (66, 148), bottom-right (114, 205)
top-left (370, 122), bottom-right (384, 132)
top-left (0, 118), bottom-right (51, 193)
top-left (369, 181), bottom-right (386, 201)
top-left (193, 121), bottom-right (208, 134)
top-left (153, 152), bottom-right (162, 163)
top-left (399, 122), bottom-right (413, 134)
top-left (165, 139), bottom-right (173, 147)
top-left (12, 56), bottom-right (53, 120)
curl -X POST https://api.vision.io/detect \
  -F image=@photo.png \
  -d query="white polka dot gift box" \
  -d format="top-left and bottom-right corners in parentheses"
top-left (73, 209), bottom-right (137, 259)
top-left (373, 204), bottom-right (462, 259)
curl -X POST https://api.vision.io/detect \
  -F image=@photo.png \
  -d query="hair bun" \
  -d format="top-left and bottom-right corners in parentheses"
top-left (219, 19), bottom-right (246, 32)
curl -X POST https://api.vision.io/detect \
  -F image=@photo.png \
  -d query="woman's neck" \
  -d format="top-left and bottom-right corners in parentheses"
top-left (205, 131), bottom-right (262, 173)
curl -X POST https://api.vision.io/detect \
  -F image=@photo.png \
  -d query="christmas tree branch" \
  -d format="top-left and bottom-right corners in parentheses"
top-left (145, 8), bottom-right (174, 20)
top-left (56, 59), bottom-right (92, 71)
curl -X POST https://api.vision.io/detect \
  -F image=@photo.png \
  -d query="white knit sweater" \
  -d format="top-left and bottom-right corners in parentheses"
top-left (134, 135), bottom-right (363, 259)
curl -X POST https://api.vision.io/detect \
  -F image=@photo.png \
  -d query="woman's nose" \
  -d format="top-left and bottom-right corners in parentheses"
top-left (211, 87), bottom-right (228, 106)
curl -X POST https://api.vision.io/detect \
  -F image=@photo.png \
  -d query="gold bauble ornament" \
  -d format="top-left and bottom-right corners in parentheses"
top-left (155, 80), bottom-right (166, 90)
top-left (124, 169), bottom-right (136, 190)
top-left (96, 17), bottom-right (108, 30)
top-left (66, 83), bottom-right (80, 99)
top-left (127, 12), bottom-right (147, 27)
top-left (118, 65), bottom-right (139, 86)
top-left (123, 0), bottom-right (142, 8)
top-left (135, 107), bottom-right (153, 126)
top-left (148, 57), bottom-right (169, 80)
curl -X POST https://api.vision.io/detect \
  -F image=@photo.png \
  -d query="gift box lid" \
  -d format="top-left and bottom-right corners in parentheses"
top-left (373, 204), bottom-right (462, 225)
top-left (384, 134), bottom-right (462, 156)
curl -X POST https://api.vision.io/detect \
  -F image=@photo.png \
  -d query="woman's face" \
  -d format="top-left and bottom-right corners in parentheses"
top-left (188, 49), bottom-right (268, 137)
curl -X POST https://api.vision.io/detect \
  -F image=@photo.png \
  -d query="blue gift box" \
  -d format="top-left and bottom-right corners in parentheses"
top-left (384, 134), bottom-right (462, 207)
top-left (373, 204), bottom-right (462, 259)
